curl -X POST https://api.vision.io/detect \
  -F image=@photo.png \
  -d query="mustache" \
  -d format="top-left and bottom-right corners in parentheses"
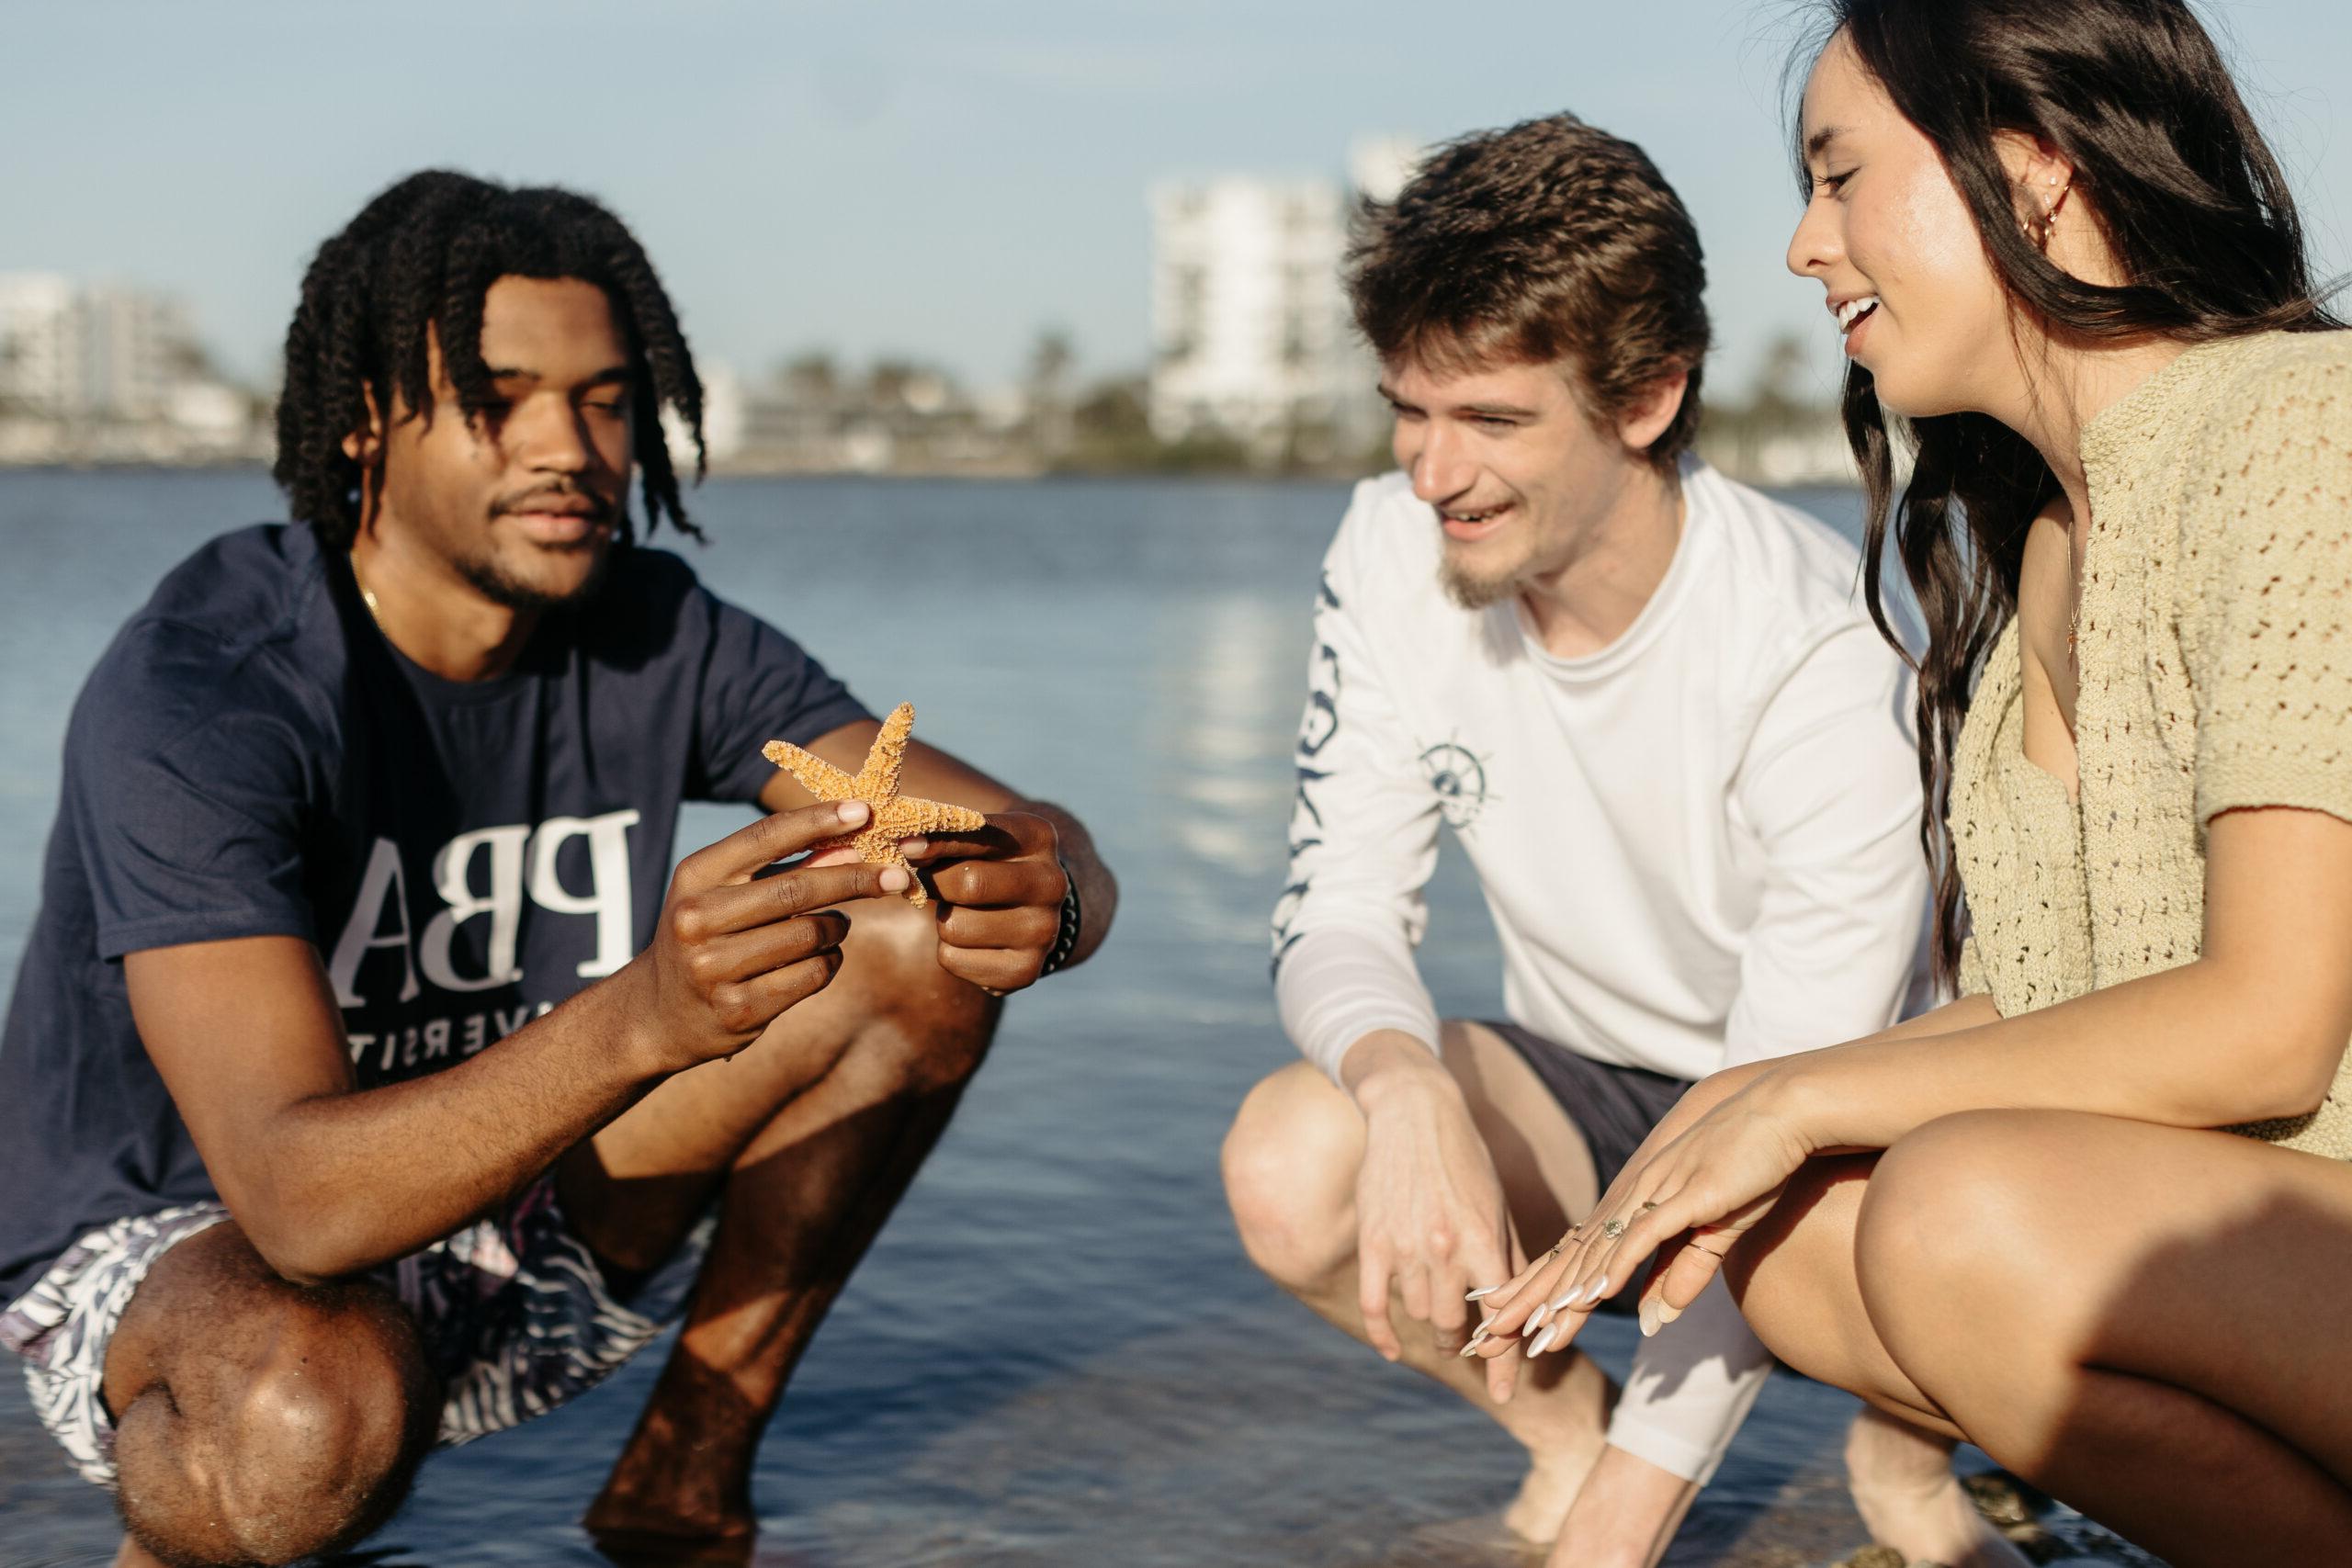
top-left (491, 483), bottom-right (617, 524)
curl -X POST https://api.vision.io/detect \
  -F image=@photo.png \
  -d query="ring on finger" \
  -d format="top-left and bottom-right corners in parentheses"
top-left (1601, 1217), bottom-right (1626, 1239)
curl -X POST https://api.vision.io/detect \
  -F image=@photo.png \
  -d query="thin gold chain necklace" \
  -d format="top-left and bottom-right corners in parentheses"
top-left (350, 554), bottom-right (385, 628)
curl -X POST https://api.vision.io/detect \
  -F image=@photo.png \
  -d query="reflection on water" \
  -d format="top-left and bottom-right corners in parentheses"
top-left (0, 473), bottom-right (2143, 1566)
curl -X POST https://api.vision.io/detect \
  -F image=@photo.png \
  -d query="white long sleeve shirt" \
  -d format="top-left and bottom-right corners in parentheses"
top-left (1272, 461), bottom-right (1928, 1482)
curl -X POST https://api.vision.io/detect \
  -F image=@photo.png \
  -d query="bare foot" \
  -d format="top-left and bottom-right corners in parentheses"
top-left (1501, 1437), bottom-right (1607, 1543)
top-left (586, 1523), bottom-right (757, 1568)
top-left (585, 1450), bottom-right (755, 1555)
top-left (583, 1489), bottom-right (755, 1550)
top-left (1844, 1407), bottom-right (2034, 1568)
top-left (587, 1361), bottom-right (763, 1548)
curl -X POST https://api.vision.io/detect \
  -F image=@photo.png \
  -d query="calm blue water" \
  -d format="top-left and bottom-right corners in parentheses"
top-left (0, 471), bottom-right (2141, 1568)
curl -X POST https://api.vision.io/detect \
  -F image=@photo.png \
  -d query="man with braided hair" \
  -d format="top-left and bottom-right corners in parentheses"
top-left (0, 170), bottom-right (1117, 1567)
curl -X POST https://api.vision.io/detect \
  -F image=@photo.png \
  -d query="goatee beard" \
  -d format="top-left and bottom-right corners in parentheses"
top-left (1439, 558), bottom-right (1521, 612)
top-left (458, 540), bottom-right (612, 614)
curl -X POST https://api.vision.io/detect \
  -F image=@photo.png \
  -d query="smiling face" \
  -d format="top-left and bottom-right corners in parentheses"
top-left (1787, 32), bottom-right (2022, 418)
top-left (1383, 352), bottom-right (1679, 611)
top-left (360, 275), bottom-right (635, 610)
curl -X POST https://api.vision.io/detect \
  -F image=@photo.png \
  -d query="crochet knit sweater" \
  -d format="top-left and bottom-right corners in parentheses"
top-left (1951, 330), bottom-right (2352, 1160)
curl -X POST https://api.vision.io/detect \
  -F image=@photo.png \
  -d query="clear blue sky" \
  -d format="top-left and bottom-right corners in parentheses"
top-left (6, 0), bottom-right (2346, 403)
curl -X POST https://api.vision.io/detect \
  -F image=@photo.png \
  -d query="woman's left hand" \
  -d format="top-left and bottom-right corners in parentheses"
top-left (1468, 1070), bottom-right (1818, 1382)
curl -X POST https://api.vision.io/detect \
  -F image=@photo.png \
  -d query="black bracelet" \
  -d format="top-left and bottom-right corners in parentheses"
top-left (1039, 860), bottom-right (1083, 977)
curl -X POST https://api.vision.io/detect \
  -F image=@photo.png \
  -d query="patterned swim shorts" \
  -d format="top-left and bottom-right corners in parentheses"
top-left (0, 1178), bottom-right (710, 1488)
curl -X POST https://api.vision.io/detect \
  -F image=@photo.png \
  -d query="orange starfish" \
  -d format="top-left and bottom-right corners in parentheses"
top-left (762, 702), bottom-right (986, 908)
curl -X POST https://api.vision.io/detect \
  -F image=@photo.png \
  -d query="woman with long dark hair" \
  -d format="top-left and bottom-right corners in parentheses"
top-left (1466, 2), bottom-right (2352, 1562)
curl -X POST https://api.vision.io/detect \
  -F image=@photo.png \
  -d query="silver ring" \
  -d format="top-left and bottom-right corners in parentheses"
top-left (1601, 1218), bottom-right (1626, 1240)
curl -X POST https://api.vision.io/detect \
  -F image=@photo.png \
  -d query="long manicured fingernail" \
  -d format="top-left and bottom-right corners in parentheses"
top-left (1464, 1285), bottom-right (1500, 1301)
top-left (1638, 1297), bottom-right (1661, 1338)
top-left (1580, 1275), bottom-right (1611, 1305)
top-left (1656, 1301), bottom-right (1682, 1326)
top-left (1529, 1323), bottom-right (1560, 1356)
top-left (837, 800), bottom-right (870, 825)
top-left (1457, 1339), bottom-right (1482, 1359)
top-left (1527, 1302), bottom-right (1553, 1331)
top-left (878, 866), bottom-right (910, 893)
top-left (1547, 1291), bottom-right (1577, 1312)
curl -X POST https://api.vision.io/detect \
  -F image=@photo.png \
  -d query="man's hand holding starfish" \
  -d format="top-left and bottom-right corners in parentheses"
top-left (763, 703), bottom-right (1098, 998)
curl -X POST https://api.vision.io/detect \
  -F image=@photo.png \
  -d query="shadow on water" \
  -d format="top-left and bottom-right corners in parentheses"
top-left (0, 472), bottom-right (2154, 1566)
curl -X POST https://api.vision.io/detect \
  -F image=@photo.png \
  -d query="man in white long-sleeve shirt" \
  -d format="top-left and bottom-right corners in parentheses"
top-left (1219, 115), bottom-right (1930, 1568)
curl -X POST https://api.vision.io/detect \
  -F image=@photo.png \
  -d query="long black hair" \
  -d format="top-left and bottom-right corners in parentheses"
top-left (274, 169), bottom-right (707, 549)
top-left (1801, 0), bottom-right (2340, 989)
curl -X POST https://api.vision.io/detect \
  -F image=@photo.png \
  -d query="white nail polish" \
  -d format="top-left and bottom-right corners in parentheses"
top-left (1529, 1323), bottom-right (1560, 1356)
top-left (1547, 1291), bottom-right (1577, 1312)
top-left (1528, 1302), bottom-right (1553, 1331)
top-left (1464, 1285), bottom-right (1499, 1301)
top-left (1638, 1298), bottom-right (1661, 1338)
top-left (1458, 1339), bottom-right (1482, 1359)
top-left (1580, 1275), bottom-right (1611, 1305)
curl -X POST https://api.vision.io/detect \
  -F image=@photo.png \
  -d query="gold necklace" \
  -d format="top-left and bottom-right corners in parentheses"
top-left (350, 554), bottom-right (385, 628)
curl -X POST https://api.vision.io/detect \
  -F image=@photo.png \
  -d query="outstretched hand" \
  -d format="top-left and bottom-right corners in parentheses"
top-left (1467, 1070), bottom-right (1815, 1393)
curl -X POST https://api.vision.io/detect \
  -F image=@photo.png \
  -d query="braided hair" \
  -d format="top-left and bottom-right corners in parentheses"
top-left (274, 169), bottom-right (706, 549)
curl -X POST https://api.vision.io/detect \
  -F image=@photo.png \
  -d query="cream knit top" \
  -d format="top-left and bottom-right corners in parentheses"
top-left (1951, 330), bottom-right (2352, 1161)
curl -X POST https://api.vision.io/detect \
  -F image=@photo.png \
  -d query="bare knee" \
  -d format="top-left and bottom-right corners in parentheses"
top-left (1221, 1061), bottom-right (1363, 1290)
top-left (1859, 1111), bottom-right (2057, 1295)
top-left (117, 1279), bottom-right (437, 1566)
top-left (1722, 1154), bottom-right (1874, 1369)
top-left (837, 894), bottom-right (997, 1095)
top-left (1855, 1111), bottom-right (2073, 1393)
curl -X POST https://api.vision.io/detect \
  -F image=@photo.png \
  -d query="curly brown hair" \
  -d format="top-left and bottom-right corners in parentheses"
top-left (1344, 113), bottom-right (1710, 471)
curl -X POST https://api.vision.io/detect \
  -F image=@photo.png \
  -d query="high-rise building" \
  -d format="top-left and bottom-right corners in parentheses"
top-left (0, 275), bottom-right (205, 422)
top-left (0, 275), bottom-right (75, 415)
top-left (1147, 136), bottom-right (1423, 465)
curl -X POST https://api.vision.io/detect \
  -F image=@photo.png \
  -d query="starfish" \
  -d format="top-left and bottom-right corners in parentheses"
top-left (762, 702), bottom-right (986, 908)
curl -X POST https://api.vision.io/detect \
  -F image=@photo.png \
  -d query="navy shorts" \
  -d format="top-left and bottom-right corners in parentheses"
top-left (1481, 1019), bottom-right (1694, 1194)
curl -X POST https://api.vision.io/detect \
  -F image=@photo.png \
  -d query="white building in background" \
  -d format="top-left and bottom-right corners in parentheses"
top-left (0, 274), bottom-right (261, 462)
top-left (663, 357), bottom-right (747, 471)
top-left (0, 275), bottom-right (199, 420)
top-left (0, 275), bottom-right (77, 414)
top-left (1148, 176), bottom-right (1351, 455)
top-left (1148, 134), bottom-right (1425, 463)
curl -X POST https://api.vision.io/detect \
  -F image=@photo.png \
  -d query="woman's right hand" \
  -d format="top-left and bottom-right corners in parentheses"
top-left (1471, 1063), bottom-right (1811, 1393)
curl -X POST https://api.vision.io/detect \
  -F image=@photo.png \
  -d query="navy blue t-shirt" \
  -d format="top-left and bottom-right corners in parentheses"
top-left (0, 523), bottom-right (869, 1304)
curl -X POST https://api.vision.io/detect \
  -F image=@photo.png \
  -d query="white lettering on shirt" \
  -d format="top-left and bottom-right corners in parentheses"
top-left (326, 809), bottom-right (641, 1008)
top-left (327, 837), bottom-right (423, 1009)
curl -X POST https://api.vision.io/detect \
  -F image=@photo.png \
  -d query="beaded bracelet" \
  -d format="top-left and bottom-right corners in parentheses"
top-left (1038, 860), bottom-right (1083, 977)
